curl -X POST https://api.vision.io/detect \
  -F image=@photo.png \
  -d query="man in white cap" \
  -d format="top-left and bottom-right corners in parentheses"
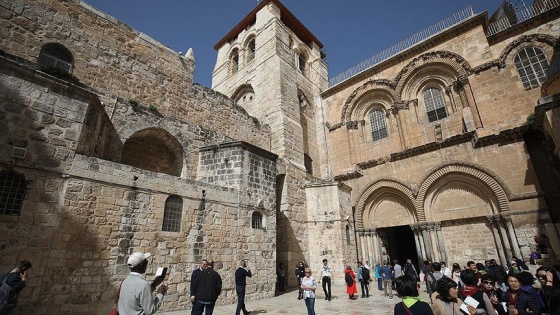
top-left (118, 252), bottom-right (167, 315)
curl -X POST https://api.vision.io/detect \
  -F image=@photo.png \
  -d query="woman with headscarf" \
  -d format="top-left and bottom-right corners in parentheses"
top-left (394, 275), bottom-right (433, 315)
top-left (432, 277), bottom-right (477, 315)
top-left (345, 265), bottom-right (358, 300)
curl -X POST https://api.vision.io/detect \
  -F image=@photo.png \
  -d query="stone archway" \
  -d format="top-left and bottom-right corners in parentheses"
top-left (355, 179), bottom-right (417, 268)
top-left (121, 128), bottom-right (184, 176)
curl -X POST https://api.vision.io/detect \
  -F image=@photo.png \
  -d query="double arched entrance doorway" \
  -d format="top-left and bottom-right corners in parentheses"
top-left (355, 163), bottom-right (529, 270)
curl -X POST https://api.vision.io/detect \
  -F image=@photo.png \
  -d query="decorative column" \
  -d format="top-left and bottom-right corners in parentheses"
top-left (497, 216), bottom-right (513, 262)
top-left (371, 230), bottom-right (379, 264)
top-left (421, 224), bottom-right (433, 261)
top-left (487, 215), bottom-right (507, 266)
top-left (358, 231), bottom-right (366, 262)
top-left (456, 75), bottom-right (483, 128)
top-left (366, 230), bottom-right (374, 266)
top-left (412, 224), bottom-right (427, 262)
top-left (435, 222), bottom-right (447, 263)
top-left (391, 101), bottom-right (410, 150)
top-left (502, 215), bottom-right (522, 259)
top-left (428, 223), bottom-right (440, 262)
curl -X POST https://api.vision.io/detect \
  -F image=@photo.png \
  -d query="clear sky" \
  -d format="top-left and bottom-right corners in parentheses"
top-left (84, 0), bottom-right (507, 87)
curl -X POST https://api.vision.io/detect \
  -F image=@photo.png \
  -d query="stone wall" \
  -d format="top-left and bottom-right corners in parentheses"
top-left (442, 219), bottom-right (500, 266)
top-left (0, 0), bottom-right (271, 153)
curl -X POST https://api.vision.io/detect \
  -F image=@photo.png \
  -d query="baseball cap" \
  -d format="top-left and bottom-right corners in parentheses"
top-left (127, 252), bottom-right (152, 267)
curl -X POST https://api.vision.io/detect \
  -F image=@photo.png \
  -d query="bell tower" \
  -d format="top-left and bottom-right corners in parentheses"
top-left (212, 0), bottom-right (354, 282)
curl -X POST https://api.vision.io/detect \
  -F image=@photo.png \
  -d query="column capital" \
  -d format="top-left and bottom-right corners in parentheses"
top-left (455, 75), bottom-right (469, 89)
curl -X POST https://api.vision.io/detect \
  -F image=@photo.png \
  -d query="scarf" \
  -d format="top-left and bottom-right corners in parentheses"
top-left (402, 296), bottom-right (423, 308)
top-left (461, 285), bottom-right (479, 297)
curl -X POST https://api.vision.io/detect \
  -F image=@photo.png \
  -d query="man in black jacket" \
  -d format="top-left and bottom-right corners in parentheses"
top-left (486, 259), bottom-right (507, 291)
top-left (190, 258), bottom-right (208, 310)
top-left (235, 260), bottom-right (252, 315)
top-left (191, 260), bottom-right (222, 315)
top-left (0, 260), bottom-right (32, 314)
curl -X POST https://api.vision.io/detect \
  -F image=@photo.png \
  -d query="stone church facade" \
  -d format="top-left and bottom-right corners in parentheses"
top-left (0, 0), bottom-right (558, 314)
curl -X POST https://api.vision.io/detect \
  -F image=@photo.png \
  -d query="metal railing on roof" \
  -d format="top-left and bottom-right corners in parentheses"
top-left (328, 6), bottom-right (475, 87)
top-left (486, 0), bottom-right (560, 36)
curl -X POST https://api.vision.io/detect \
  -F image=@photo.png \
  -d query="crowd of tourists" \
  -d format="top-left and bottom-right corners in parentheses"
top-left (391, 258), bottom-right (560, 315)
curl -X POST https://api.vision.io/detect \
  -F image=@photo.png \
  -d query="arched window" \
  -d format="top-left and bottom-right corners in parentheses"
top-left (0, 171), bottom-right (27, 216)
top-left (251, 212), bottom-right (263, 229)
top-left (369, 109), bottom-right (388, 141)
top-left (37, 43), bottom-right (73, 73)
top-left (296, 51), bottom-right (307, 74)
top-left (230, 48), bottom-right (239, 74)
top-left (246, 38), bottom-right (255, 62)
top-left (514, 46), bottom-right (550, 90)
top-left (424, 87), bottom-right (448, 122)
top-left (162, 195), bottom-right (183, 232)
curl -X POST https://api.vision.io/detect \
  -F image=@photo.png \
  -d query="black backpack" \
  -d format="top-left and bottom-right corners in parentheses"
top-left (362, 267), bottom-right (371, 281)
top-left (345, 272), bottom-right (353, 285)
top-left (427, 272), bottom-right (438, 293)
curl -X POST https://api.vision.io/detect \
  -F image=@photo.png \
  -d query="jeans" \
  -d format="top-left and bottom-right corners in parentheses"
top-left (304, 297), bottom-right (316, 315)
top-left (278, 276), bottom-right (285, 291)
top-left (377, 277), bottom-right (383, 290)
top-left (191, 300), bottom-right (215, 315)
top-left (235, 285), bottom-right (248, 315)
top-left (322, 276), bottom-right (331, 298)
top-left (359, 279), bottom-right (369, 297)
top-left (383, 279), bottom-right (393, 297)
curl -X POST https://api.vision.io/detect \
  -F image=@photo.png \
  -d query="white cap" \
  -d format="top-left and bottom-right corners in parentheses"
top-left (127, 252), bottom-right (152, 267)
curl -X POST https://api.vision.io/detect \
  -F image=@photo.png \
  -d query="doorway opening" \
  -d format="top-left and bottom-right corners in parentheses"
top-left (382, 225), bottom-right (419, 270)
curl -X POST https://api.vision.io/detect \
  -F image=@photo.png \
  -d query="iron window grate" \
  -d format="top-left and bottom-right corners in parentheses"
top-left (0, 172), bottom-right (27, 216)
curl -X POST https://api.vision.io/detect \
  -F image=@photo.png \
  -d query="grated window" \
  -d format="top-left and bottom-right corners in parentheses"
top-left (251, 212), bottom-right (263, 229)
top-left (369, 109), bottom-right (388, 141)
top-left (0, 172), bottom-right (27, 216)
top-left (162, 195), bottom-right (182, 232)
top-left (424, 87), bottom-right (448, 122)
top-left (514, 47), bottom-right (549, 90)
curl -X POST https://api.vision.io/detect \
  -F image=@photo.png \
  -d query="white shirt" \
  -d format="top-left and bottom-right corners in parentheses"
top-left (301, 276), bottom-right (316, 299)
top-left (321, 265), bottom-right (332, 277)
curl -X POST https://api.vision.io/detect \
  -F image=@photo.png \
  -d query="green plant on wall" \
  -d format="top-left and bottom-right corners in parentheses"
top-left (148, 104), bottom-right (157, 111)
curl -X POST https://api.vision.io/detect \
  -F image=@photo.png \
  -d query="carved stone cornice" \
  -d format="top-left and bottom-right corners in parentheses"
top-left (455, 75), bottom-right (469, 89)
top-left (326, 121), bottom-right (343, 132)
top-left (471, 126), bottom-right (527, 148)
top-left (346, 120), bottom-right (359, 130)
top-left (391, 101), bottom-right (410, 115)
top-left (509, 191), bottom-right (540, 201)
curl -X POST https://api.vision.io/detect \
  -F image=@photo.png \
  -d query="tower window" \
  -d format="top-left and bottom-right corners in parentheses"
top-left (424, 87), bottom-right (448, 122)
top-left (252, 212), bottom-right (263, 229)
top-left (247, 38), bottom-right (255, 62)
top-left (297, 53), bottom-right (306, 73)
top-left (230, 48), bottom-right (239, 74)
top-left (0, 172), bottom-right (27, 216)
top-left (37, 43), bottom-right (73, 73)
top-left (514, 46), bottom-right (549, 90)
top-left (369, 109), bottom-right (388, 141)
top-left (162, 195), bottom-right (183, 232)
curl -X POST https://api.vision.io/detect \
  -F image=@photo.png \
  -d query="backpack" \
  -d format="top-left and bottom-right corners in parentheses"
top-left (427, 272), bottom-right (438, 293)
top-left (345, 272), bottom-right (353, 285)
top-left (362, 267), bottom-right (371, 281)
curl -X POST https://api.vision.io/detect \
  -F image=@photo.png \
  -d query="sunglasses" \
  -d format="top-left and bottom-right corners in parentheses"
top-left (305, 272), bottom-right (311, 274)
top-left (483, 280), bottom-right (495, 285)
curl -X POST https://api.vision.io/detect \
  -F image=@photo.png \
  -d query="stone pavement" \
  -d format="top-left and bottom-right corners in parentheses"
top-left (161, 281), bottom-right (431, 315)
